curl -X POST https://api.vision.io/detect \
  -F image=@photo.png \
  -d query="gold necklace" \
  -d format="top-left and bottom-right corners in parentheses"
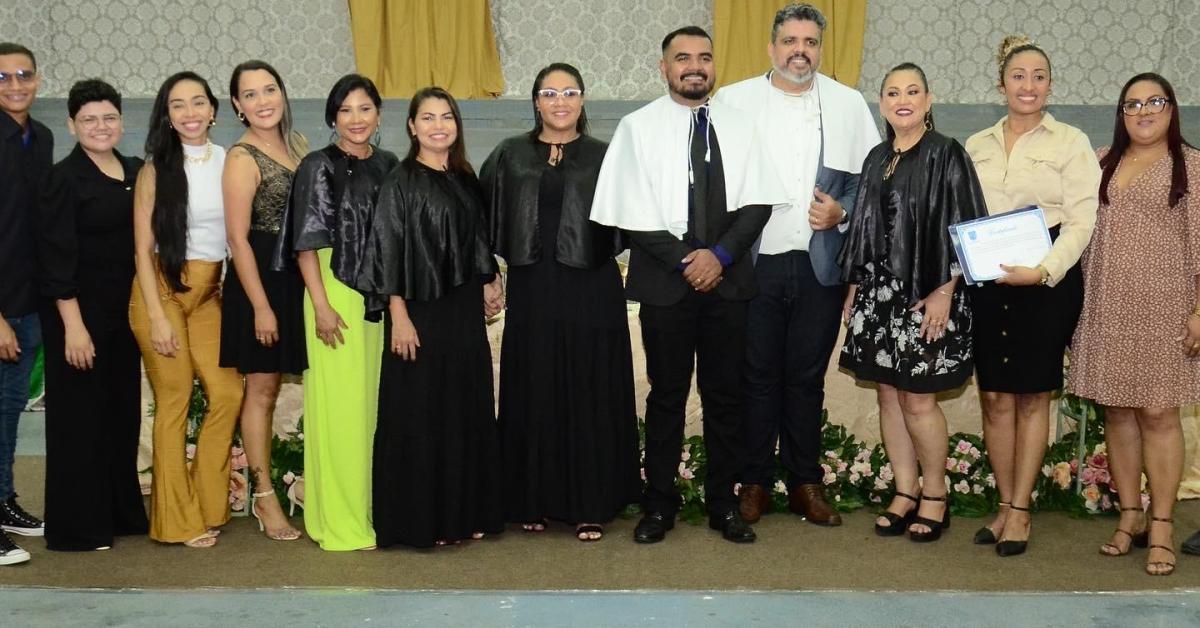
top-left (183, 140), bottom-right (213, 165)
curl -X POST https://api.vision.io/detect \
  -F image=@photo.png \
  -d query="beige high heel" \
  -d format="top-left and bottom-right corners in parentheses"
top-left (251, 490), bottom-right (303, 541)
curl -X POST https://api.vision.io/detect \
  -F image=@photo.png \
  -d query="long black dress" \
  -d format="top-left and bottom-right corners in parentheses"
top-left (480, 135), bottom-right (639, 524)
top-left (37, 146), bottom-right (149, 550)
top-left (356, 159), bottom-right (503, 549)
top-left (219, 143), bottom-right (307, 374)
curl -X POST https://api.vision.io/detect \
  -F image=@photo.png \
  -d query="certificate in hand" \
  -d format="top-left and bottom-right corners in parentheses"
top-left (948, 206), bottom-right (1052, 285)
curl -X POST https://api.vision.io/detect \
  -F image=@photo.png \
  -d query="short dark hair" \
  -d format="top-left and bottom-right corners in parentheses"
top-left (67, 79), bottom-right (121, 118)
top-left (0, 42), bottom-right (36, 69)
top-left (661, 26), bottom-right (711, 53)
top-left (324, 73), bottom-right (382, 128)
top-left (772, 4), bottom-right (827, 42)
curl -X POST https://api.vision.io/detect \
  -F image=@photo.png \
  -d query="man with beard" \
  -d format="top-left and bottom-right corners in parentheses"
top-left (713, 4), bottom-right (878, 527)
top-left (591, 26), bottom-right (784, 544)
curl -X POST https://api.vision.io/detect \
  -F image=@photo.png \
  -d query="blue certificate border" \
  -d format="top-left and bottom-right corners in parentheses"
top-left (948, 206), bottom-right (1052, 285)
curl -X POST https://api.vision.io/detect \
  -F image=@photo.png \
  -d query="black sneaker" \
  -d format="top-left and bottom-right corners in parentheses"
top-left (0, 530), bottom-right (30, 565)
top-left (0, 496), bottom-right (44, 537)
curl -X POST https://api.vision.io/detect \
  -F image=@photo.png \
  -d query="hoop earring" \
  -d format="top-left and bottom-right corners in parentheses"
top-left (923, 111), bottom-right (933, 131)
top-left (237, 110), bottom-right (246, 122)
top-left (372, 126), bottom-right (382, 146)
top-left (328, 129), bottom-right (338, 145)
top-left (209, 118), bottom-right (216, 127)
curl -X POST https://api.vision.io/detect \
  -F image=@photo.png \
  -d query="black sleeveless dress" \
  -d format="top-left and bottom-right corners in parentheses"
top-left (219, 143), bottom-right (308, 374)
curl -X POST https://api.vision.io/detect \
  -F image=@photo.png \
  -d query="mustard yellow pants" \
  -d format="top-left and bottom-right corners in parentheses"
top-left (129, 261), bottom-right (244, 543)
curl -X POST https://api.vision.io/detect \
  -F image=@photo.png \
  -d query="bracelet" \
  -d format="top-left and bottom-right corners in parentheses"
top-left (936, 289), bottom-right (952, 297)
top-left (1036, 265), bottom-right (1050, 286)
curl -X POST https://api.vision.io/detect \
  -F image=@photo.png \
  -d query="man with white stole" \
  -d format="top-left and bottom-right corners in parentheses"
top-left (712, 3), bottom-right (879, 527)
top-left (591, 26), bottom-right (785, 544)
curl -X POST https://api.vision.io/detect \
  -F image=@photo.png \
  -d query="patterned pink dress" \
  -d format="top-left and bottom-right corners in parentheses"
top-left (1068, 146), bottom-right (1200, 407)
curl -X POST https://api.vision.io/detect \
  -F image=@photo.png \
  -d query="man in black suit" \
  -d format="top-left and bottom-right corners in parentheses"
top-left (591, 26), bottom-right (775, 544)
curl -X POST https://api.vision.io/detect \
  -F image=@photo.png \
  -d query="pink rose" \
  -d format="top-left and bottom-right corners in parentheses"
top-left (1079, 467), bottom-right (1096, 485)
top-left (1093, 468), bottom-right (1111, 485)
top-left (185, 443), bottom-right (197, 460)
top-left (945, 458), bottom-right (957, 471)
top-left (955, 440), bottom-right (972, 454)
top-left (956, 460), bottom-right (971, 474)
top-left (230, 446), bottom-right (248, 471)
top-left (1089, 453), bottom-right (1108, 469)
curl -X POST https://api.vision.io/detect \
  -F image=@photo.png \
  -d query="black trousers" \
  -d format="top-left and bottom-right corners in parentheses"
top-left (41, 305), bottom-right (148, 551)
top-left (639, 290), bottom-right (746, 516)
top-left (742, 252), bottom-right (845, 488)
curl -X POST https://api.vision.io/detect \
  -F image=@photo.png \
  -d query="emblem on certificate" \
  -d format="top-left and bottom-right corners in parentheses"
top-left (948, 206), bottom-right (1052, 285)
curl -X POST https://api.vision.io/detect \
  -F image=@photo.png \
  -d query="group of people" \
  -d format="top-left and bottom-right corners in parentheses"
top-left (0, 3), bottom-right (1196, 579)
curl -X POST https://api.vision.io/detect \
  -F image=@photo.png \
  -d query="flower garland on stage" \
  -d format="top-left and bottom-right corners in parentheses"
top-left (151, 382), bottom-right (1132, 524)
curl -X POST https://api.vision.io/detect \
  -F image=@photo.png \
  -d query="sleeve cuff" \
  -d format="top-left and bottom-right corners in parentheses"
top-left (711, 245), bottom-right (734, 268)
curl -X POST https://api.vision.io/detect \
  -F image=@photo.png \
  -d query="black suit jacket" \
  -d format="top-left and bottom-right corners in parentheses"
top-left (624, 130), bottom-right (770, 306)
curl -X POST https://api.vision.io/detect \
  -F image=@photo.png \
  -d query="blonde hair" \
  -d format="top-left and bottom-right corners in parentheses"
top-left (996, 35), bottom-right (1050, 88)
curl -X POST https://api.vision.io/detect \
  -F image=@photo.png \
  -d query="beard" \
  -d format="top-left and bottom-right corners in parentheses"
top-left (774, 53), bottom-right (817, 86)
top-left (669, 72), bottom-right (714, 101)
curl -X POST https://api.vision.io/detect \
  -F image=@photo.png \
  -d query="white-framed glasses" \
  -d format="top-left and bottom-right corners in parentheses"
top-left (1121, 96), bottom-right (1170, 116)
top-left (0, 69), bottom-right (36, 85)
top-left (536, 88), bottom-right (582, 101)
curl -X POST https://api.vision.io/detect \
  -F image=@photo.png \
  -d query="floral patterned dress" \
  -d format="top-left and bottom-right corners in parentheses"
top-left (839, 148), bottom-right (975, 394)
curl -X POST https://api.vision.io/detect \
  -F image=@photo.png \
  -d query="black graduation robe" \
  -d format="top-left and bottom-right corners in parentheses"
top-left (479, 134), bottom-right (622, 269)
top-left (355, 159), bottom-right (497, 320)
top-left (838, 130), bottom-right (989, 304)
top-left (272, 143), bottom-right (401, 287)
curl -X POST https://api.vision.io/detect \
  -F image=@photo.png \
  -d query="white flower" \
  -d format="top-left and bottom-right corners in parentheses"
top-left (1030, 490), bottom-right (1039, 502)
top-left (876, 284), bottom-right (894, 302)
top-left (774, 480), bottom-right (788, 496)
top-left (874, 350), bottom-right (893, 368)
top-left (969, 447), bottom-right (981, 459)
top-left (849, 472), bottom-right (860, 484)
top-left (282, 471), bottom-right (296, 485)
top-left (824, 450), bottom-right (837, 459)
top-left (1041, 464), bottom-right (1052, 478)
top-left (822, 472), bottom-right (837, 485)
top-left (954, 480), bottom-right (970, 494)
top-left (680, 451), bottom-right (691, 462)
top-left (972, 484), bottom-right (984, 495)
top-left (880, 464), bottom-right (894, 482)
top-left (986, 473), bottom-right (996, 488)
top-left (850, 311), bottom-right (866, 335)
top-left (874, 477), bottom-right (888, 491)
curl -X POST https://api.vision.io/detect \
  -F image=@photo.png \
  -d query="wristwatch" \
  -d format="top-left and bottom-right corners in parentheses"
top-left (837, 206), bottom-right (849, 225)
top-left (1036, 265), bottom-right (1050, 285)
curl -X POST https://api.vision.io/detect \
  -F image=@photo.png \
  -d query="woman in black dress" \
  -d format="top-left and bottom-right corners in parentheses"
top-left (218, 60), bottom-right (307, 541)
top-left (838, 63), bottom-right (988, 543)
top-left (357, 86), bottom-right (505, 549)
top-left (480, 63), bottom-right (638, 541)
top-left (38, 79), bottom-right (149, 550)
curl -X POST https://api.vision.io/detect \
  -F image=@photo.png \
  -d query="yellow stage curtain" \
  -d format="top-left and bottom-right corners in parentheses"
top-left (347, 0), bottom-right (504, 99)
top-left (713, 0), bottom-right (867, 90)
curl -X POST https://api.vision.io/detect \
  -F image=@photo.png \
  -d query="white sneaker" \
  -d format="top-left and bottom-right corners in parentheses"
top-left (0, 530), bottom-right (30, 565)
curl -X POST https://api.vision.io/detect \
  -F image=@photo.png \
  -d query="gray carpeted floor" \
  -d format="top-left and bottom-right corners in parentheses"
top-left (5, 456), bottom-right (1199, 592)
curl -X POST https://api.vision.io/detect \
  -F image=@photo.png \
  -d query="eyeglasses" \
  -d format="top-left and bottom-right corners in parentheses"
top-left (1121, 96), bottom-right (1170, 116)
top-left (76, 114), bottom-right (121, 129)
top-left (0, 69), bottom-right (36, 85)
top-left (536, 88), bottom-right (582, 101)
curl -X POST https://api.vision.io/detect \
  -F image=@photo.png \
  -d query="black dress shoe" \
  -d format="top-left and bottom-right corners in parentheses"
top-left (709, 511), bottom-right (756, 543)
top-left (634, 512), bottom-right (674, 544)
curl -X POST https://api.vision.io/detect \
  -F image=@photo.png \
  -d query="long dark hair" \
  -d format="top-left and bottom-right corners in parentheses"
top-left (1099, 73), bottom-right (1193, 208)
top-left (145, 71), bottom-right (218, 293)
top-left (405, 86), bottom-right (473, 175)
top-left (527, 62), bottom-right (589, 141)
top-left (229, 59), bottom-right (308, 162)
top-left (879, 62), bottom-right (935, 143)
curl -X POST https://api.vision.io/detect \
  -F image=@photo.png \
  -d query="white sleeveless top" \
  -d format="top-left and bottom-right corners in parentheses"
top-left (182, 142), bottom-right (227, 261)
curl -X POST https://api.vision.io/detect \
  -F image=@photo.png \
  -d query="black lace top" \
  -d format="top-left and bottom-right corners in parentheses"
top-left (234, 143), bottom-right (293, 234)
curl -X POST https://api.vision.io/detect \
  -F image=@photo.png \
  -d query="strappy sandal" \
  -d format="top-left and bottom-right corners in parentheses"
top-left (1147, 516), bottom-right (1176, 576)
top-left (1099, 506), bottom-right (1147, 556)
top-left (252, 490), bottom-right (303, 541)
top-left (909, 493), bottom-right (950, 543)
top-left (576, 524), bottom-right (603, 542)
top-left (183, 532), bottom-right (218, 548)
top-left (875, 491), bottom-right (918, 537)
top-left (996, 503), bottom-right (1030, 557)
top-left (973, 501), bottom-right (1010, 545)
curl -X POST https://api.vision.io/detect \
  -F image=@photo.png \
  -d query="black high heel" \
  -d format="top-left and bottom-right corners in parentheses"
top-left (874, 491), bottom-right (919, 537)
top-left (908, 494), bottom-right (950, 543)
top-left (972, 501), bottom-right (1009, 545)
top-left (1146, 516), bottom-right (1176, 576)
top-left (1099, 506), bottom-right (1147, 556)
top-left (996, 503), bottom-right (1030, 557)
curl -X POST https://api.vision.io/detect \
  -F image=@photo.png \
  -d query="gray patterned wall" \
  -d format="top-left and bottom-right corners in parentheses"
top-left (5, 0), bottom-right (1198, 104)
top-left (0, 0), bottom-right (356, 98)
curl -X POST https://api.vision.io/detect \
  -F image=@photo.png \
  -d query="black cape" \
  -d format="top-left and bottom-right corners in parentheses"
top-left (838, 131), bottom-right (988, 304)
top-left (356, 160), bottom-right (498, 320)
top-left (479, 134), bottom-right (622, 269)
top-left (271, 144), bottom-right (401, 287)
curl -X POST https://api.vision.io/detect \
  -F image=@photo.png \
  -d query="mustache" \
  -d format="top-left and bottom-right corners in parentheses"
top-left (680, 71), bottom-right (709, 80)
top-left (789, 53), bottom-right (811, 65)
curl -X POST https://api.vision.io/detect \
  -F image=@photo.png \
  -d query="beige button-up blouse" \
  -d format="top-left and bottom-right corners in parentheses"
top-left (964, 113), bottom-right (1101, 286)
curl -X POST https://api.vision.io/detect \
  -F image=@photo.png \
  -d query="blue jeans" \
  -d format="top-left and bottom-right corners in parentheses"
top-left (0, 313), bottom-right (41, 501)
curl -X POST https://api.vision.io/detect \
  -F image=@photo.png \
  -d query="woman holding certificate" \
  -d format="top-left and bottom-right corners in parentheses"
top-left (964, 36), bottom-right (1101, 557)
top-left (1068, 73), bottom-right (1199, 576)
top-left (839, 63), bottom-right (988, 543)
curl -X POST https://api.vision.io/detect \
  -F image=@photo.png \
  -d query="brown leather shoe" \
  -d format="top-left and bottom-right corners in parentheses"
top-left (738, 484), bottom-right (772, 524)
top-left (790, 484), bottom-right (842, 526)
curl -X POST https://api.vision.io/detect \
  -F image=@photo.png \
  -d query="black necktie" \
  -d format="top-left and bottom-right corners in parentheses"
top-left (689, 105), bottom-right (709, 244)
